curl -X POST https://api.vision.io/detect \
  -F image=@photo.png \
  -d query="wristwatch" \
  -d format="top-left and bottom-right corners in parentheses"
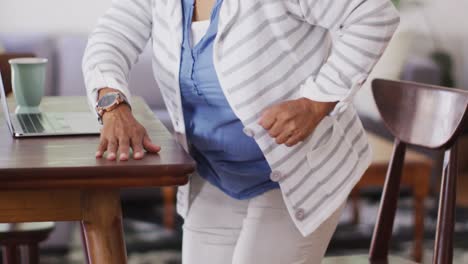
top-left (95, 92), bottom-right (130, 124)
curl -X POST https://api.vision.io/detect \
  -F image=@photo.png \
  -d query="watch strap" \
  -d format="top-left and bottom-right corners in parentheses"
top-left (96, 92), bottom-right (131, 124)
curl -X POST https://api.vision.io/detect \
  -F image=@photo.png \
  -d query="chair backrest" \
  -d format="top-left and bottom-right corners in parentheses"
top-left (369, 79), bottom-right (468, 264)
top-left (372, 79), bottom-right (468, 149)
top-left (0, 53), bottom-right (36, 95)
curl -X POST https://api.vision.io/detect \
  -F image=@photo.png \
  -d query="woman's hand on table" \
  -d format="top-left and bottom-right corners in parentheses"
top-left (259, 98), bottom-right (337, 147)
top-left (95, 88), bottom-right (161, 161)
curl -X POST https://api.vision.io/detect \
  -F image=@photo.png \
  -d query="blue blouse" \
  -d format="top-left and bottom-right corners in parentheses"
top-left (179, 0), bottom-right (279, 199)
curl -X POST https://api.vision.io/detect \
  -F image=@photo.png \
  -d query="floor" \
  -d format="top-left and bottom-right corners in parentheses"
top-left (37, 195), bottom-right (468, 264)
top-left (3, 173), bottom-right (468, 264)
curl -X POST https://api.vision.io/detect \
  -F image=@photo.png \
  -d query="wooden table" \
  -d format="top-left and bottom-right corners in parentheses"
top-left (0, 97), bottom-right (196, 263)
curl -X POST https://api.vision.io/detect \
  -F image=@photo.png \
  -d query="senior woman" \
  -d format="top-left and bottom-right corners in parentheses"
top-left (83, 0), bottom-right (399, 263)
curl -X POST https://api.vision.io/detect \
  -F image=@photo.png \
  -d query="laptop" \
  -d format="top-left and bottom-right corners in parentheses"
top-left (1, 72), bottom-right (100, 138)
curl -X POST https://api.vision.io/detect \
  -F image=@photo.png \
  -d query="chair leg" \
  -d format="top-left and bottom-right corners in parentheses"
top-left (433, 144), bottom-right (458, 264)
top-left (412, 164), bottom-right (431, 263)
top-left (413, 194), bottom-right (424, 263)
top-left (25, 243), bottom-right (39, 264)
top-left (369, 140), bottom-right (406, 262)
top-left (350, 188), bottom-right (360, 225)
top-left (2, 244), bottom-right (20, 264)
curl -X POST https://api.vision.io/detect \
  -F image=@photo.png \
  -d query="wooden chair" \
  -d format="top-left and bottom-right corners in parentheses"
top-left (0, 223), bottom-right (55, 264)
top-left (350, 133), bottom-right (432, 263)
top-left (325, 79), bottom-right (468, 264)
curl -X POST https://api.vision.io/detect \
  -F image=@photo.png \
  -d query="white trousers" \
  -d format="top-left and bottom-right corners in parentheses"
top-left (182, 174), bottom-right (346, 264)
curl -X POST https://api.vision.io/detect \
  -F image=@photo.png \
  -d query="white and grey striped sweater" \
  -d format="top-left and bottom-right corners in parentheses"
top-left (83, 0), bottom-right (399, 236)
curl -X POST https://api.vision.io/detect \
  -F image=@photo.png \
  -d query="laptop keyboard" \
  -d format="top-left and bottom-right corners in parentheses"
top-left (16, 113), bottom-right (46, 133)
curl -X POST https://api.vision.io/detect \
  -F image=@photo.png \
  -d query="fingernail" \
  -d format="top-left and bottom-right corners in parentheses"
top-left (95, 151), bottom-right (102, 157)
top-left (120, 153), bottom-right (128, 160)
top-left (108, 153), bottom-right (116, 159)
top-left (134, 152), bottom-right (142, 159)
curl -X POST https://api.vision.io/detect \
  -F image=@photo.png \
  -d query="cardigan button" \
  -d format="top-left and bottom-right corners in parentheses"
top-left (270, 170), bottom-right (283, 182)
top-left (243, 127), bottom-right (255, 138)
top-left (295, 208), bottom-right (306, 221)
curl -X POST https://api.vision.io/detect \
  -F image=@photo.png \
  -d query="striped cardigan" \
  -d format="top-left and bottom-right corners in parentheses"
top-left (83, 0), bottom-right (399, 236)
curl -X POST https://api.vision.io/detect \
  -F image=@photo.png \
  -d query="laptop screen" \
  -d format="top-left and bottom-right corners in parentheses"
top-left (0, 71), bottom-right (15, 135)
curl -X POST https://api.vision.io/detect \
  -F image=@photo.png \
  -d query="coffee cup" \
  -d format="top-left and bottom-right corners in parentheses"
top-left (9, 58), bottom-right (48, 114)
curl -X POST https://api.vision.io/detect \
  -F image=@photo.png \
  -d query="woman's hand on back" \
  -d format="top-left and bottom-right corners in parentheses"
top-left (95, 88), bottom-right (161, 161)
top-left (259, 98), bottom-right (337, 147)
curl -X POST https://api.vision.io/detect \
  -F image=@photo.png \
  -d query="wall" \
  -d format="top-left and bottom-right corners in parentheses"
top-left (398, 0), bottom-right (468, 89)
top-left (0, 0), bottom-right (112, 34)
top-left (1, 0), bottom-right (467, 87)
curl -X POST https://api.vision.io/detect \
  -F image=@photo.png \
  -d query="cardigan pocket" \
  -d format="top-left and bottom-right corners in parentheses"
top-left (305, 116), bottom-right (359, 192)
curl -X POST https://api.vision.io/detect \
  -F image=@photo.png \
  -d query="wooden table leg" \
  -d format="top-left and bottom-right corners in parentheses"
top-left (81, 190), bottom-right (127, 264)
top-left (80, 222), bottom-right (91, 264)
top-left (162, 187), bottom-right (176, 230)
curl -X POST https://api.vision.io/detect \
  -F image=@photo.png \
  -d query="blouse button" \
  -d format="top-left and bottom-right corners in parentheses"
top-left (243, 127), bottom-right (255, 138)
top-left (295, 208), bottom-right (306, 221)
top-left (270, 170), bottom-right (283, 182)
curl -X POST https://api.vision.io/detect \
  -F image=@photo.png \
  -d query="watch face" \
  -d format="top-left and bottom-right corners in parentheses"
top-left (98, 93), bottom-right (118, 108)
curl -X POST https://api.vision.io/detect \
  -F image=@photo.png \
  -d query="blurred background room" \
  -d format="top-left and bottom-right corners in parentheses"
top-left (0, 0), bottom-right (467, 263)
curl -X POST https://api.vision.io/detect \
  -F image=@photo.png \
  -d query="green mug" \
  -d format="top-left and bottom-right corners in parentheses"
top-left (9, 58), bottom-right (48, 113)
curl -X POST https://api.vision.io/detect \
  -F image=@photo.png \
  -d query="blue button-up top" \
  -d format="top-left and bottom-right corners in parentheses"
top-left (179, 0), bottom-right (279, 199)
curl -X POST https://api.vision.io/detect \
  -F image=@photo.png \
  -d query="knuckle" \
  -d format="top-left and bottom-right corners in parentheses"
top-left (133, 137), bottom-right (144, 146)
top-left (130, 126), bottom-right (139, 134)
top-left (293, 119), bottom-right (300, 128)
top-left (262, 109), bottom-right (272, 117)
top-left (133, 144), bottom-right (143, 151)
top-left (137, 125), bottom-right (146, 133)
top-left (120, 138), bottom-right (130, 145)
top-left (298, 134), bottom-right (306, 141)
top-left (277, 112), bottom-right (286, 121)
top-left (116, 129), bottom-right (127, 137)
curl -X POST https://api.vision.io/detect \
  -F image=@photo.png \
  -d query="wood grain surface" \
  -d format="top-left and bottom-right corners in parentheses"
top-left (0, 96), bottom-right (195, 189)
